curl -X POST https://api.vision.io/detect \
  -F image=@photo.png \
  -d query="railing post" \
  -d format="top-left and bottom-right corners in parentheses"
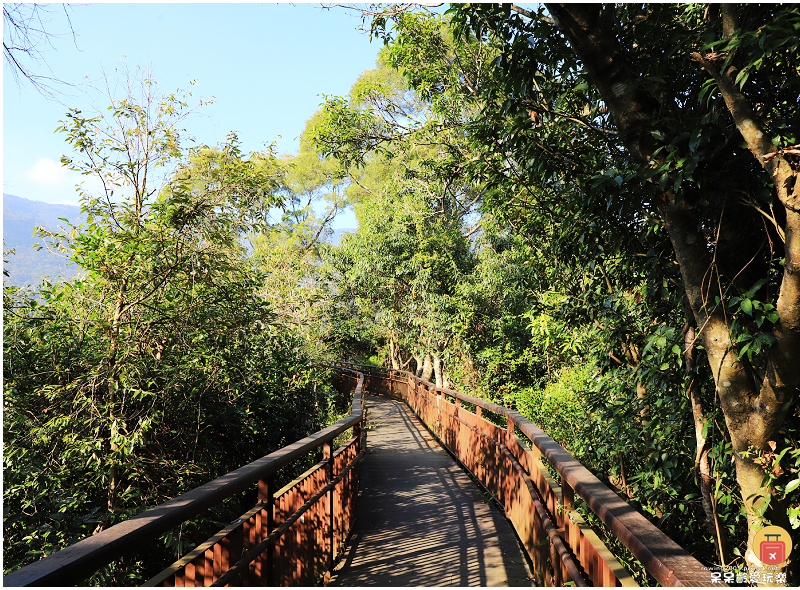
top-left (562, 478), bottom-right (574, 511)
top-left (258, 475), bottom-right (275, 586)
top-left (324, 441), bottom-right (334, 581)
top-left (432, 387), bottom-right (440, 432)
top-left (476, 405), bottom-right (482, 419)
top-left (560, 476), bottom-right (576, 580)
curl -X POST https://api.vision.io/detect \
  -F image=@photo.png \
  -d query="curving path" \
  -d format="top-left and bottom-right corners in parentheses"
top-left (329, 394), bottom-right (535, 587)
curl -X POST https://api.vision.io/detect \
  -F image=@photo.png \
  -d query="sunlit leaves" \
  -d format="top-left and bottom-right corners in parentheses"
top-left (3, 70), bottom-right (329, 583)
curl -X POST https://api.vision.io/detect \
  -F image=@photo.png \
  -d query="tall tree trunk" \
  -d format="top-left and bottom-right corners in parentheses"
top-left (689, 38), bottom-right (799, 577)
top-left (388, 337), bottom-right (400, 370)
top-left (432, 352), bottom-right (444, 387)
top-left (421, 353), bottom-right (433, 382)
top-left (413, 353), bottom-right (424, 377)
top-left (664, 193), bottom-right (792, 579)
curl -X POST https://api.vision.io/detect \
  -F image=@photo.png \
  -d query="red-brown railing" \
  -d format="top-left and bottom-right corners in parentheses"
top-left (3, 368), bottom-right (366, 587)
top-left (337, 361), bottom-right (709, 587)
top-left (5, 362), bottom-right (712, 587)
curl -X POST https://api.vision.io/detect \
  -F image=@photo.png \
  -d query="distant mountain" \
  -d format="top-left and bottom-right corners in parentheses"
top-left (2, 194), bottom-right (356, 286)
top-left (3, 193), bottom-right (85, 287)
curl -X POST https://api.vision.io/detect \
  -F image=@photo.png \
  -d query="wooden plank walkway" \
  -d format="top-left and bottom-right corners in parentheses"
top-left (329, 395), bottom-right (535, 586)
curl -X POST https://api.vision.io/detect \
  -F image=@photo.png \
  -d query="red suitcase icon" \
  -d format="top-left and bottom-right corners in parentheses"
top-left (760, 534), bottom-right (786, 565)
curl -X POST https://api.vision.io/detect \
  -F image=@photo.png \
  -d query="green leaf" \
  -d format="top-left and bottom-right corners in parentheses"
top-left (740, 298), bottom-right (753, 315)
top-left (745, 278), bottom-right (768, 298)
top-left (658, 172), bottom-right (669, 191)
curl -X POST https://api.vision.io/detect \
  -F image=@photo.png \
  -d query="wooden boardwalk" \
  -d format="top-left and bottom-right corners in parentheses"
top-left (329, 395), bottom-right (534, 587)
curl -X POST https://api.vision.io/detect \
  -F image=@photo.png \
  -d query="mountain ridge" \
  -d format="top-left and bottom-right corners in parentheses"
top-left (3, 193), bottom-right (85, 287)
top-left (3, 194), bottom-right (356, 286)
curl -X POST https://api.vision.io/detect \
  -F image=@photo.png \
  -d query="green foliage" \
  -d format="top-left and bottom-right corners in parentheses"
top-left (324, 3), bottom-right (799, 577)
top-left (2, 72), bottom-right (346, 584)
top-left (304, 21), bottom-right (490, 372)
top-left (440, 2), bottom-right (800, 572)
top-left (507, 362), bottom-right (596, 453)
top-left (3, 276), bottom-right (338, 576)
top-left (324, 187), bottom-right (474, 366)
top-left (6, 4), bottom-right (800, 584)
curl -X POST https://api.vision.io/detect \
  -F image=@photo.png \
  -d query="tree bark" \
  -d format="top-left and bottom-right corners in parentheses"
top-left (432, 352), bottom-right (444, 387)
top-left (388, 337), bottom-right (401, 370)
top-left (546, 4), bottom-right (662, 166)
top-left (421, 353), bottom-right (433, 382)
top-left (690, 21), bottom-right (799, 578)
top-left (413, 353), bottom-right (424, 377)
top-left (664, 192), bottom-right (792, 577)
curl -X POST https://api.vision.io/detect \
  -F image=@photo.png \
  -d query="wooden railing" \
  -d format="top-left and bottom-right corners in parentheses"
top-left (5, 361), bottom-right (712, 587)
top-left (3, 367), bottom-right (366, 587)
top-left (336, 361), bottom-right (710, 587)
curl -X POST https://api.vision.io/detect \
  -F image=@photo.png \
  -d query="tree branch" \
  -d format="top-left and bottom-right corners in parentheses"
top-left (511, 4), bottom-right (553, 25)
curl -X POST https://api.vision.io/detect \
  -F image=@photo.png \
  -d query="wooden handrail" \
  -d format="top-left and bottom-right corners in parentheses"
top-left (207, 443), bottom-right (366, 587)
top-left (6, 360), bottom-right (711, 587)
top-left (335, 361), bottom-right (710, 587)
top-left (3, 368), bottom-right (365, 587)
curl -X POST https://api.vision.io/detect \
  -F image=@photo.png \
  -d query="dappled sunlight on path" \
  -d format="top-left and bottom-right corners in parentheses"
top-left (329, 395), bottom-right (534, 587)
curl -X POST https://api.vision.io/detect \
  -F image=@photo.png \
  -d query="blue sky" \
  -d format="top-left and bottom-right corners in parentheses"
top-left (3, 2), bottom-right (390, 228)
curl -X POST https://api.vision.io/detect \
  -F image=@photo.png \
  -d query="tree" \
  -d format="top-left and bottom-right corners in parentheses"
top-left (3, 69), bottom-right (339, 583)
top-left (327, 189), bottom-right (473, 382)
top-left (447, 2), bottom-right (799, 577)
top-left (308, 13), bottom-right (496, 381)
top-left (38, 69), bottom-right (282, 525)
top-left (251, 114), bottom-right (352, 352)
top-left (309, 20), bottom-right (488, 238)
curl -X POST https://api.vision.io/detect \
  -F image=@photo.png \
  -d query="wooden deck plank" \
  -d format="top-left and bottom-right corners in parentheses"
top-left (329, 395), bottom-right (534, 587)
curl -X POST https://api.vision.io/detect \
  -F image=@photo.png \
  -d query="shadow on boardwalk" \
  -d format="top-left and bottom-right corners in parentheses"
top-left (330, 395), bottom-right (535, 587)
